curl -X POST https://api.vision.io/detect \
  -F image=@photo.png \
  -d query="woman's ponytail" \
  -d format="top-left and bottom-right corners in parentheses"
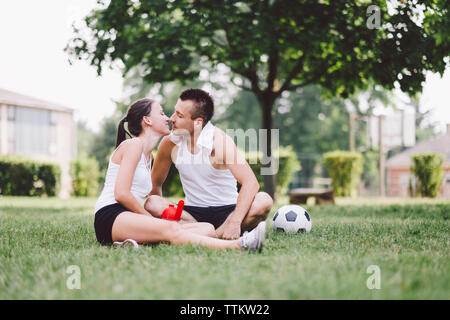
top-left (115, 117), bottom-right (128, 148)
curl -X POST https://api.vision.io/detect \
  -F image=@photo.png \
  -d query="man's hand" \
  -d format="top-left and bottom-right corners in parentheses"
top-left (216, 215), bottom-right (241, 240)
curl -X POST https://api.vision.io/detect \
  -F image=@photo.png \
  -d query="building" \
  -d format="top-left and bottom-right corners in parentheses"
top-left (0, 88), bottom-right (76, 198)
top-left (385, 125), bottom-right (450, 197)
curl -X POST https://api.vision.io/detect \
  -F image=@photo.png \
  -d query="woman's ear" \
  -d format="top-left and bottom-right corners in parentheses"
top-left (144, 116), bottom-right (152, 126)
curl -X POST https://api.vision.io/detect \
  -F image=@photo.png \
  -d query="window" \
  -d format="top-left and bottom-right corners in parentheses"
top-left (7, 106), bottom-right (16, 152)
top-left (8, 106), bottom-right (16, 121)
top-left (50, 111), bottom-right (57, 126)
top-left (7, 106), bottom-right (57, 155)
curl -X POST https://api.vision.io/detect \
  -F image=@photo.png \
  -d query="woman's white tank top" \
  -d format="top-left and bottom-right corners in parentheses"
top-left (172, 122), bottom-right (238, 207)
top-left (94, 146), bottom-right (152, 214)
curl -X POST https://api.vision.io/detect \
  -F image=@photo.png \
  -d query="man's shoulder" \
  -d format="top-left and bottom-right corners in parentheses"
top-left (213, 126), bottom-right (235, 142)
top-left (212, 127), bottom-right (241, 165)
top-left (213, 127), bottom-right (235, 149)
top-left (157, 135), bottom-right (177, 157)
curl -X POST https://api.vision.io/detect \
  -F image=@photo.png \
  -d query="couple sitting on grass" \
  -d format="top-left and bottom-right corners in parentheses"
top-left (94, 89), bottom-right (273, 252)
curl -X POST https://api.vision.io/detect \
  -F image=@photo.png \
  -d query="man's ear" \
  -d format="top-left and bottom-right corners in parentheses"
top-left (194, 118), bottom-right (203, 127)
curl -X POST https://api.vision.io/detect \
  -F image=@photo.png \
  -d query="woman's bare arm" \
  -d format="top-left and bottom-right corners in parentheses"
top-left (114, 139), bottom-right (152, 216)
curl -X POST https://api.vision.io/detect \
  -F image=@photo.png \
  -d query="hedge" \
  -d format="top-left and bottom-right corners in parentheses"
top-left (323, 150), bottom-right (363, 197)
top-left (0, 155), bottom-right (61, 196)
top-left (411, 153), bottom-right (444, 198)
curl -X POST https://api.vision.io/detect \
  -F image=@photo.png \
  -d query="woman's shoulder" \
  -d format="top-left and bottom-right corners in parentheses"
top-left (119, 137), bottom-right (144, 150)
top-left (112, 138), bottom-right (144, 162)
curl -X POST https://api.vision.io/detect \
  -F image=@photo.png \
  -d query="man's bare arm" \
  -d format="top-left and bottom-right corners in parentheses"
top-left (215, 132), bottom-right (259, 239)
top-left (150, 136), bottom-right (175, 196)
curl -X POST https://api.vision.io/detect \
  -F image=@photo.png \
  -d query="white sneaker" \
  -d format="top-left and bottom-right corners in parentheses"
top-left (239, 221), bottom-right (266, 252)
top-left (112, 239), bottom-right (140, 250)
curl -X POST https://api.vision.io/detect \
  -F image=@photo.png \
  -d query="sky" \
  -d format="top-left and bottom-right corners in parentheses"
top-left (0, 0), bottom-right (449, 133)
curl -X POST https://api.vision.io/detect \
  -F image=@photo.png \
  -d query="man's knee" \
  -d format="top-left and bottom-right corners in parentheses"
top-left (144, 195), bottom-right (165, 217)
top-left (255, 192), bottom-right (273, 218)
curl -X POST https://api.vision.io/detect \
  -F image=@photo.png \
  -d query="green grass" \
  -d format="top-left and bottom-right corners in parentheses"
top-left (0, 196), bottom-right (449, 299)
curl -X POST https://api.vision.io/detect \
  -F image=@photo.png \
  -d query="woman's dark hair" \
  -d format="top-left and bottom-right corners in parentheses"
top-left (115, 98), bottom-right (154, 147)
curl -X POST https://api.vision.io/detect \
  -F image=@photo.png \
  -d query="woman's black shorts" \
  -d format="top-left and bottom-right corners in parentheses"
top-left (183, 204), bottom-right (236, 229)
top-left (94, 203), bottom-right (129, 245)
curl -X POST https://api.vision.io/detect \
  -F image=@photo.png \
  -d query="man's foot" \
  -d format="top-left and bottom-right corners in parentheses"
top-left (239, 221), bottom-right (266, 252)
top-left (112, 239), bottom-right (140, 250)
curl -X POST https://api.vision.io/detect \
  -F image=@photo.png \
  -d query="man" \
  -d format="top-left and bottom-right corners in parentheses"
top-left (145, 89), bottom-right (273, 240)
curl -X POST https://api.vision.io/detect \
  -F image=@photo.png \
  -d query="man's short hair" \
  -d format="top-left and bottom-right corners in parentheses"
top-left (179, 89), bottom-right (214, 126)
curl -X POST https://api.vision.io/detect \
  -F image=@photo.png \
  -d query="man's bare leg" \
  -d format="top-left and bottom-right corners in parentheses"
top-left (240, 192), bottom-right (273, 232)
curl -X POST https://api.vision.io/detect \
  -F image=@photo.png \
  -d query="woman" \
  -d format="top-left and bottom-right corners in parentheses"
top-left (94, 98), bottom-right (265, 251)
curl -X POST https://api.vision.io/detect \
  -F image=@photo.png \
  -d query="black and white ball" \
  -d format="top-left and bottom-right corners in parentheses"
top-left (272, 205), bottom-right (312, 233)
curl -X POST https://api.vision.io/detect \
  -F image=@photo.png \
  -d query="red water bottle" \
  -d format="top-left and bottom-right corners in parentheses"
top-left (161, 200), bottom-right (184, 221)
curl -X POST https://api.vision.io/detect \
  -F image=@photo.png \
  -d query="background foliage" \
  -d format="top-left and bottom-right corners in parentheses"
top-left (323, 151), bottom-right (364, 197)
top-left (70, 152), bottom-right (101, 197)
top-left (411, 152), bottom-right (445, 198)
top-left (0, 156), bottom-right (60, 197)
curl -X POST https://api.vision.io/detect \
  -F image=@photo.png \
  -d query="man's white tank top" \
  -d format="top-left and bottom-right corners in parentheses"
top-left (94, 144), bottom-right (152, 214)
top-left (171, 122), bottom-right (238, 207)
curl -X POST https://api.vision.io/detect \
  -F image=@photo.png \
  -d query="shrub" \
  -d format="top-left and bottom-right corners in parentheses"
top-left (37, 164), bottom-right (61, 196)
top-left (411, 153), bottom-right (444, 198)
top-left (0, 155), bottom-right (60, 196)
top-left (323, 150), bottom-right (363, 197)
top-left (70, 153), bottom-right (100, 197)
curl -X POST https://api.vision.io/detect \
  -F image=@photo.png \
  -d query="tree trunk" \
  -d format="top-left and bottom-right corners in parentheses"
top-left (259, 93), bottom-right (277, 200)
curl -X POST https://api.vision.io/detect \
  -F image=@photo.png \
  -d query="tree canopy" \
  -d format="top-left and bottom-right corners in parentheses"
top-left (67, 0), bottom-right (450, 197)
top-left (68, 0), bottom-right (449, 99)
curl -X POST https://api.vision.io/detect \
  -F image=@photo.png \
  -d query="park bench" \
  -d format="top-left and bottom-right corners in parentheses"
top-left (289, 178), bottom-right (335, 205)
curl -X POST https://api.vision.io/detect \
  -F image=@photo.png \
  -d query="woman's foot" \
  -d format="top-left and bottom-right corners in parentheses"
top-left (239, 221), bottom-right (266, 252)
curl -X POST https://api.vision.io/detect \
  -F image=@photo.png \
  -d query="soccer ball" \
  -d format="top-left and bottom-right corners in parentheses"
top-left (272, 205), bottom-right (312, 233)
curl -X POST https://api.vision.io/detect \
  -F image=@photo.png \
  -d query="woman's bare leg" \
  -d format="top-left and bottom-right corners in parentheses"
top-left (111, 212), bottom-right (239, 249)
top-left (180, 222), bottom-right (217, 238)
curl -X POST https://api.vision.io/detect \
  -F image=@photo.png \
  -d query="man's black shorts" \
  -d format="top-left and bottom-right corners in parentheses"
top-left (183, 204), bottom-right (236, 229)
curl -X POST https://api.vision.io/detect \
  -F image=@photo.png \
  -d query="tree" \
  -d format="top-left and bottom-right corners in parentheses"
top-left (216, 85), bottom-right (353, 154)
top-left (89, 115), bottom-right (118, 176)
top-left (76, 119), bottom-right (95, 156)
top-left (67, 0), bottom-right (450, 198)
top-left (409, 96), bottom-right (439, 142)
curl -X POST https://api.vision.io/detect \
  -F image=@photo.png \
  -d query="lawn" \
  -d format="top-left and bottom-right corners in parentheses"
top-left (0, 196), bottom-right (449, 299)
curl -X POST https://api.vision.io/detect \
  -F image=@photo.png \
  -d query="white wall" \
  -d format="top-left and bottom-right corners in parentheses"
top-left (0, 104), bottom-right (76, 198)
